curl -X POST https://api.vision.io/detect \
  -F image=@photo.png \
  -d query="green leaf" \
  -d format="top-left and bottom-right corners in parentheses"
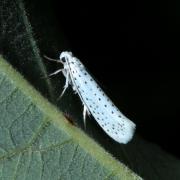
top-left (0, 0), bottom-right (55, 102)
top-left (0, 57), bottom-right (142, 180)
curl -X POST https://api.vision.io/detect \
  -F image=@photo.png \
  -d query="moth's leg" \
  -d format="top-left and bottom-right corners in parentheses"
top-left (58, 72), bottom-right (70, 100)
top-left (47, 69), bottom-right (63, 77)
top-left (41, 69), bottom-right (63, 79)
top-left (83, 105), bottom-right (88, 127)
top-left (72, 84), bottom-right (78, 94)
top-left (83, 103), bottom-right (91, 128)
top-left (44, 55), bottom-right (63, 64)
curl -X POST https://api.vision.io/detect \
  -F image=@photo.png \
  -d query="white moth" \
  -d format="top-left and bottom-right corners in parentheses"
top-left (47, 51), bottom-right (136, 144)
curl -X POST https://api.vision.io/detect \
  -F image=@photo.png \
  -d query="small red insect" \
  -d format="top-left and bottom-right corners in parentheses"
top-left (63, 112), bottom-right (76, 125)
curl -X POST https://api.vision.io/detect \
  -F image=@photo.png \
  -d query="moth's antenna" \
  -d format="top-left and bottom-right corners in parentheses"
top-left (44, 55), bottom-right (64, 64)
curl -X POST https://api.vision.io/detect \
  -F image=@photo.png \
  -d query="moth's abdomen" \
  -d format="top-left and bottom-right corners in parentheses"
top-left (69, 61), bottom-right (136, 144)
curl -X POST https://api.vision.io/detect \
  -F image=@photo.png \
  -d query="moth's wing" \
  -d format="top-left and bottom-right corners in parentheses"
top-left (69, 60), bottom-right (135, 144)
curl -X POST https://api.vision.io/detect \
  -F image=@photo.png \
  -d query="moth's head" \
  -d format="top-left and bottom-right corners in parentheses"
top-left (60, 51), bottom-right (73, 63)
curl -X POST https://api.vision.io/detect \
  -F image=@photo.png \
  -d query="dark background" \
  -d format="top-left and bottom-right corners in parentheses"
top-left (51, 1), bottom-right (180, 158)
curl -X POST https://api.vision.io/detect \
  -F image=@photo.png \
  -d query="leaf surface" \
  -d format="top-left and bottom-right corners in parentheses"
top-left (0, 57), bottom-right (141, 180)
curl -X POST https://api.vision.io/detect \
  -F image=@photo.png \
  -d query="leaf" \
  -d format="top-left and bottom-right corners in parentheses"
top-left (0, 57), bottom-right (142, 180)
top-left (0, 0), bottom-right (54, 102)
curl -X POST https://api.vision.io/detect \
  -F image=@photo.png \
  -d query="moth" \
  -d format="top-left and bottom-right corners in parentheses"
top-left (45, 51), bottom-right (136, 144)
